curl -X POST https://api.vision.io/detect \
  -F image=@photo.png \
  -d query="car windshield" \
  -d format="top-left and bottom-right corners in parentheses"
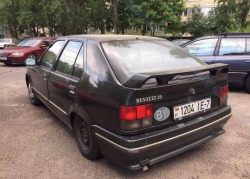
top-left (0, 39), bottom-right (11, 42)
top-left (17, 39), bottom-right (41, 47)
top-left (102, 40), bottom-right (205, 79)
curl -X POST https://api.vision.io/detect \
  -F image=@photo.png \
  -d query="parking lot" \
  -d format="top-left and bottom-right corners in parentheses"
top-left (0, 64), bottom-right (250, 179)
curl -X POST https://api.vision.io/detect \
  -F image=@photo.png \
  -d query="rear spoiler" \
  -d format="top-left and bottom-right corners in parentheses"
top-left (122, 63), bottom-right (230, 88)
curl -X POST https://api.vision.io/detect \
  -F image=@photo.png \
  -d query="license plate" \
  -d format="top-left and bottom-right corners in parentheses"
top-left (173, 98), bottom-right (211, 119)
top-left (0, 57), bottom-right (7, 60)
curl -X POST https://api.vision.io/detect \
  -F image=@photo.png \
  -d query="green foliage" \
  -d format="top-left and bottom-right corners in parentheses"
top-left (212, 0), bottom-right (250, 34)
top-left (186, 6), bottom-right (211, 38)
top-left (126, 0), bottom-right (185, 36)
top-left (0, 0), bottom-right (20, 38)
top-left (89, 0), bottom-right (113, 34)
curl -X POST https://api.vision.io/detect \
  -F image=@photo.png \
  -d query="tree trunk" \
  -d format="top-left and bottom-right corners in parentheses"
top-left (32, 24), bottom-right (37, 37)
top-left (100, 19), bottom-right (105, 34)
top-left (29, 27), bottom-right (33, 37)
top-left (141, 24), bottom-right (146, 36)
top-left (113, 0), bottom-right (118, 34)
top-left (46, 15), bottom-right (53, 37)
top-left (150, 24), bottom-right (155, 36)
top-left (13, 25), bottom-right (18, 39)
top-left (7, 19), bottom-right (14, 38)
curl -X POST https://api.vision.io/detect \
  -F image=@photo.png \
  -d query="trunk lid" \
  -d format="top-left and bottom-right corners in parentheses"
top-left (119, 63), bottom-right (229, 133)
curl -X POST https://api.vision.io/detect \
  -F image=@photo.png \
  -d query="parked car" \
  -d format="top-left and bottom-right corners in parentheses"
top-left (0, 37), bottom-right (56, 65)
top-left (0, 38), bottom-right (19, 49)
top-left (181, 33), bottom-right (250, 93)
top-left (171, 39), bottom-right (190, 46)
top-left (25, 35), bottom-right (231, 170)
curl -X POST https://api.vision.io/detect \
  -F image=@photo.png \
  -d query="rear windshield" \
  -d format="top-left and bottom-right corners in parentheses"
top-left (101, 40), bottom-right (205, 80)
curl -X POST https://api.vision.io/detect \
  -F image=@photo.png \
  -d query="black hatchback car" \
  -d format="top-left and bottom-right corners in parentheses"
top-left (181, 33), bottom-right (250, 93)
top-left (25, 35), bottom-right (232, 170)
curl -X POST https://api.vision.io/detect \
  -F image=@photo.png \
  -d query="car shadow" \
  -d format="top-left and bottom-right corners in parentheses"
top-left (0, 63), bottom-right (25, 67)
top-left (229, 86), bottom-right (248, 94)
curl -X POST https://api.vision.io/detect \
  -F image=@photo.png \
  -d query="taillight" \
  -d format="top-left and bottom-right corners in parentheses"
top-left (119, 104), bottom-right (153, 130)
top-left (217, 86), bottom-right (228, 106)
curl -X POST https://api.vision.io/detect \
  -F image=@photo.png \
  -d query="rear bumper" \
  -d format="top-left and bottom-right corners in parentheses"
top-left (92, 106), bottom-right (232, 170)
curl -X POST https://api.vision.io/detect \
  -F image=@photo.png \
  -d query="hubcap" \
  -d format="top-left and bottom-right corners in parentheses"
top-left (79, 120), bottom-right (90, 150)
top-left (28, 83), bottom-right (34, 100)
top-left (29, 55), bottom-right (35, 59)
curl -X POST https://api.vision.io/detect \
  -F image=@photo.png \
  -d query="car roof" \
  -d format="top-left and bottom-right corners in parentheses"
top-left (27, 37), bottom-right (56, 39)
top-left (172, 39), bottom-right (189, 41)
top-left (193, 33), bottom-right (250, 41)
top-left (216, 33), bottom-right (250, 37)
top-left (58, 34), bottom-right (163, 42)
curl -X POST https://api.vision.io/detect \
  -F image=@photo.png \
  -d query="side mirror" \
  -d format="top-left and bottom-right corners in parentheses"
top-left (40, 41), bottom-right (50, 48)
top-left (40, 44), bottom-right (47, 48)
top-left (25, 58), bottom-right (36, 66)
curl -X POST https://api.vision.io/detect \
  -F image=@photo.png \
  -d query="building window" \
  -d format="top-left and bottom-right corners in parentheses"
top-left (156, 26), bottom-right (163, 32)
top-left (187, 8), bottom-right (193, 17)
top-left (183, 9), bottom-right (188, 16)
top-left (182, 8), bottom-right (192, 17)
top-left (201, 7), bottom-right (214, 16)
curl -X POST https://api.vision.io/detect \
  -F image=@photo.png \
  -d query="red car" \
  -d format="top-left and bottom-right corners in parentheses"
top-left (0, 37), bottom-right (56, 65)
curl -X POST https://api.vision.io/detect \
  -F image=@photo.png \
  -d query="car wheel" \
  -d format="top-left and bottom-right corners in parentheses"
top-left (74, 115), bottom-right (102, 160)
top-left (246, 76), bottom-right (250, 94)
top-left (27, 54), bottom-right (36, 59)
top-left (28, 79), bottom-right (41, 106)
top-left (4, 45), bottom-right (7, 48)
top-left (4, 63), bottom-right (12, 66)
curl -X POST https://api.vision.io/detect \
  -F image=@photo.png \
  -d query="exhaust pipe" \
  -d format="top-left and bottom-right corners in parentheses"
top-left (142, 165), bottom-right (148, 172)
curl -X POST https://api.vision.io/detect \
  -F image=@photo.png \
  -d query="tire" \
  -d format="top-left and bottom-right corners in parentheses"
top-left (28, 79), bottom-right (41, 106)
top-left (74, 115), bottom-right (102, 160)
top-left (4, 63), bottom-right (12, 66)
top-left (27, 54), bottom-right (36, 59)
top-left (246, 76), bottom-right (250, 94)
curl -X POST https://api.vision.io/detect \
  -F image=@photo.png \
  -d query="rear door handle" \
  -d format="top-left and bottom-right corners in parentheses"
top-left (244, 61), bottom-right (250, 63)
top-left (69, 85), bottom-right (76, 95)
top-left (43, 74), bottom-right (47, 80)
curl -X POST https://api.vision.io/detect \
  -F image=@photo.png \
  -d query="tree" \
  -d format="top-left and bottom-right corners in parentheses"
top-left (235, 0), bottom-right (250, 29)
top-left (112, 0), bottom-right (119, 34)
top-left (127, 0), bottom-right (185, 36)
top-left (89, 0), bottom-right (113, 34)
top-left (213, 0), bottom-right (237, 33)
top-left (186, 5), bottom-right (210, 38)
top-left (118, 0), bottom-right (131, 34)
top-left (0, 0), bottom-right (20, 38)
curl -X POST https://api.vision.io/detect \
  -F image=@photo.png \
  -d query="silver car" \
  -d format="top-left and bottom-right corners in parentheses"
top-left (0, 38), bottom-right (19, 49)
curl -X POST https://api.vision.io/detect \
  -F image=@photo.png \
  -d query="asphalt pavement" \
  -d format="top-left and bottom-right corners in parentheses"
top-left (0, 64), bottom-right (250, 179)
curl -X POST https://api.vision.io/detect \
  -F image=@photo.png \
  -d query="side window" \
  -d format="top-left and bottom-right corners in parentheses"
top-left (56, 41), bottom-right (83, 76)
top-left (72, 46), bottom-right (84, 78)
top-left (184, 38), bottom-right (218, 56)
top-left (219, 38), bottom-right (245, 55)
top-left (41, 40), bottom-right (65, 69)
top-left (247, 39), bottom-right (250, 55)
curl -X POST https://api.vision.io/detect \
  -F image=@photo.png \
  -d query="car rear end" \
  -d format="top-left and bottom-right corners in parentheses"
top-left (92, 38), bottom-right (232, 170)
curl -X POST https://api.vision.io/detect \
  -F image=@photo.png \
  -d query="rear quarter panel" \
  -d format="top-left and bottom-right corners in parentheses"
top-left (77, 40), bottom-right (124, 133)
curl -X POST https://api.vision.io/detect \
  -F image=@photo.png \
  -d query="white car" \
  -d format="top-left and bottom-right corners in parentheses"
top-left (0, 38), bottom-right (19, 49)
